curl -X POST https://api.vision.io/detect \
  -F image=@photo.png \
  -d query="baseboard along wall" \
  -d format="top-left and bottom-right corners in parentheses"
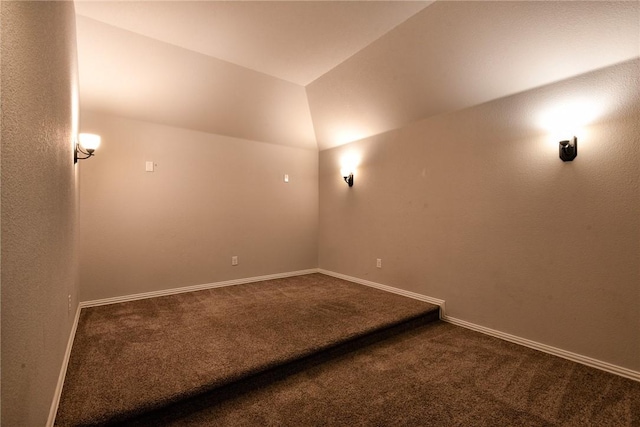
top-left (47, 305), bottom-right (82, 427)
top-left (79, 269), bottom-right (319, 308)
top-left (318, 269), bottom-right (639, 383)
top-left (317, 269), bottom-right (446, 315)
top-left (49, 268), bottom-right (639, 424)
top-left (442, 315), bottom-right (640, 382)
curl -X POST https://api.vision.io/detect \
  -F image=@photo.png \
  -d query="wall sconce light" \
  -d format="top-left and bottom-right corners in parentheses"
top-left (340, 153), bottom-right (360, 187)
top-left (75, 133), bottom-right (101, 163)
top-left (341, 168), bottom-right (354, 187)
top-left (559, 136), bottom-right (577, 161)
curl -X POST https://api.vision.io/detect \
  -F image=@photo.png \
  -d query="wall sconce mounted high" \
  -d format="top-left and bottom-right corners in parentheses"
top-left (75, 133), bottom-right (101, 163)
top-left (341, 168), bottom-right (354, 187)
top-left (559, 136), bottom-right (577, 162)
top-left (339, 153), bottom-right (360, 187)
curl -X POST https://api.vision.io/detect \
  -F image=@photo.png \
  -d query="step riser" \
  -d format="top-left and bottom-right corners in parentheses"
top-left (121, 311), bottom-right (440, 426)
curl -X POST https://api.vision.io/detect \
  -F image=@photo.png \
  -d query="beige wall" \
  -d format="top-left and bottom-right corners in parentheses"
top-left (78, 111), bottom-right (318, 302)
top-left (1, 1), bottom-right (79, 425)
top-left (319, 60), bottom-right (640, 371)
top-left (307, 1), bottom-right (639, 150)
top-left (75, 16), bottom-right (317, 150)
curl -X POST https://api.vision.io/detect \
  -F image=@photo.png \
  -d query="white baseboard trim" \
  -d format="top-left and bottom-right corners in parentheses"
top-left (80, 269), bottom-right (319, 308)
top-left (317, 269), bottom-right (446, 316)
top-left (443, 315), bottom-right (640, 382)
top-left (47, 304), bottom-right (82, 427)
top-left (318, 269), bottom-right (639, 383)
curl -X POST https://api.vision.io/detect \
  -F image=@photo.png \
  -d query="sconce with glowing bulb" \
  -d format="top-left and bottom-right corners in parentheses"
top-left (339, 153), bottom-right (360, 187)
top-left (341, 167), bottom-right (354, 187)
top-left (559, 136), bottom-right (577, 162)
top-left (75, 133), bottom-right (101, 163)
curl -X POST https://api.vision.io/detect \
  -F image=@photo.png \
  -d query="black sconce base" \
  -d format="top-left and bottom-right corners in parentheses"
top-left (559, 136), bottom-right (578, 162)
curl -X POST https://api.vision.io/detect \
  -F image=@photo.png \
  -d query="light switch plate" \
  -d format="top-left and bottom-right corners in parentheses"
top-left (146, 161), bottom-right (154, 172)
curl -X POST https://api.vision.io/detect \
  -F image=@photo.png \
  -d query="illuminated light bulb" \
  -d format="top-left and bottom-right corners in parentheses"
top-left (79, 133), bottom-right (101, 152)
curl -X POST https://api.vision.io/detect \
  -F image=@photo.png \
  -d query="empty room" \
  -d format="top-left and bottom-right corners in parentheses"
top-left (1, 1), bottom-right (639, 425)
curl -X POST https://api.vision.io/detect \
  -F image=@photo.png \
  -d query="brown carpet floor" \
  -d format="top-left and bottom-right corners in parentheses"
top-left (128, 321), bottom-right (640, 427)
top-left (55, 273), bottom-right (439, 426)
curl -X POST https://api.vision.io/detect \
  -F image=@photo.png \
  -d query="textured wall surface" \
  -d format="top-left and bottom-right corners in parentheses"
top-left (319, 60), bottom-right (640, 371)
top-left (79, 112), bottom-right (318, 302)
top-left (1, 1), bottom-right (79, 425)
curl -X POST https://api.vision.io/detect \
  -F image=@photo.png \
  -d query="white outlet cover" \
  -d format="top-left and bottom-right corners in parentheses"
top-left (145, 161), bottom-right (154, 172)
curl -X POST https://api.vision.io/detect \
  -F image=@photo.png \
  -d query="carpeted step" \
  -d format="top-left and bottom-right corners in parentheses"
top-left (55, 273), bottom-right (440, 426)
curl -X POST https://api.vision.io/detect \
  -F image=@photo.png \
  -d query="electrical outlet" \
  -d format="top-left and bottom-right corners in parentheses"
top-left (232, 256), bottom-right (238, 266)
top-left (68, 294), bottom-right (72, 313)
top-left (376, 259), bottom-right (382, 268)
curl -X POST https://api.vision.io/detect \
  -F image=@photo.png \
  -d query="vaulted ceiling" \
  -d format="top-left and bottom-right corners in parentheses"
top-left (75, 1), bottom-right (640, 151)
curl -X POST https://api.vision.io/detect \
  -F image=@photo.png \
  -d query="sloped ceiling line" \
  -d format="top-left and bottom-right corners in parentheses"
top-left (75, 1), bottom-right (639, 151)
